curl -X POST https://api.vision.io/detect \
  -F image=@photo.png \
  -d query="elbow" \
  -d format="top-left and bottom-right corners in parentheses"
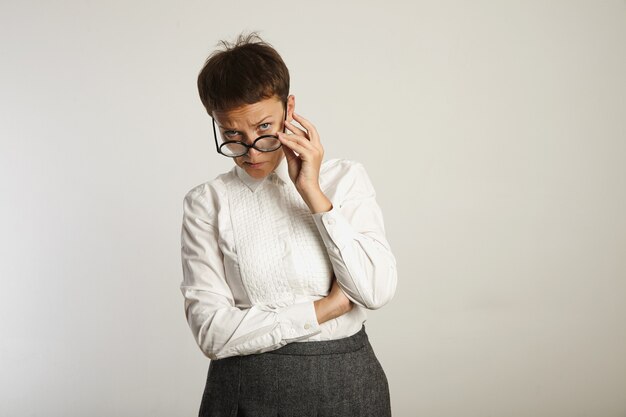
top-left (188, 311), bottom-right (225, 360)
top-left (198, 337), bottom-right (220, 360)
top-left (355, 266), bottom-right (398, 310)
top-left (348, 246), bottom-right (398, 310)
top-left (364, 299), bottom-right (391, 310)
top-left (361, 291), bottom-right (395, 310)
top-left (182, 292), bottom-right (241, 360)
top-left (196, 321), bottom-right (228, 361)
top-left (370, 265), bottom-right (398, 310)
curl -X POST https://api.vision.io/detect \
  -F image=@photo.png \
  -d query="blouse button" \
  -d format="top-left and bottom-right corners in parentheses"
top-left (304, 323), bottom-right (311, 330)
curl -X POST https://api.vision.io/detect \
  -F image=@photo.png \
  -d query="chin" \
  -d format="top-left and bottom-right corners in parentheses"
top-left (246, 167), bottom-right (269, 178)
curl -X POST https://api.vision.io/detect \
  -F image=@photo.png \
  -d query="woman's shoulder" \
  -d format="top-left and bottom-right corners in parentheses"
top-left (320, 158), bottom-right (375, 197)
top-left (183, 169), bottom-right (234, 207)
top-left (320, 157), bottom-right (372, 184)
top-left (321, 157), bottom-right (367, 176)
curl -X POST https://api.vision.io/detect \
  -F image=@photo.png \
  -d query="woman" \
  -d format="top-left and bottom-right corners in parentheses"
top-left (180, 32), bottom-right (398, 417)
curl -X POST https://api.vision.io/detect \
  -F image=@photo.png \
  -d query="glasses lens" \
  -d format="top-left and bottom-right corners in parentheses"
top-left (254, 136), bottom-right (281, 152)
top-left (220, 142), bottom-right (247, 157)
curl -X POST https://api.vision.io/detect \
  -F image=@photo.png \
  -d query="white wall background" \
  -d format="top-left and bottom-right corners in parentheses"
top-left (1, 1), bottom-right (625, 416)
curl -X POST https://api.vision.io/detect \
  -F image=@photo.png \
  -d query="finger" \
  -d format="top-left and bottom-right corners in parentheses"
top-left (278, 132), bottom-right (316, 152)
top-left (292, 113), bottom-right (320, 144)
top-left (278, 133), bottom-right (312, 156)
top-left (284, 119), bottom-right (308, 138)
top-left (281, 140), bottom-right (299, 164)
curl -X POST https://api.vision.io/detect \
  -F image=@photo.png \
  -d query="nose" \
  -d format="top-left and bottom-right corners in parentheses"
top-left (246, 146), bottom-right (262, 158)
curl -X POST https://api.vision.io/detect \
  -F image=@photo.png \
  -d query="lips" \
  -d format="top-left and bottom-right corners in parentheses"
top-left (246, 161), bottom-right (265, 168)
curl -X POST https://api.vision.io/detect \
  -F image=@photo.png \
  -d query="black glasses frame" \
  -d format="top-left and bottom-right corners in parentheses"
top-left (212, 102), bottom-right (288, 158)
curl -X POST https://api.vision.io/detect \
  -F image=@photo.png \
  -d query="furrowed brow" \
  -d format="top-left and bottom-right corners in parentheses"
top-left (217, 122), bottom-right (237, 130)
top-left (218, 115), bottom-right (272, 130)
top-left (253, 115), bottom-right (272, 125)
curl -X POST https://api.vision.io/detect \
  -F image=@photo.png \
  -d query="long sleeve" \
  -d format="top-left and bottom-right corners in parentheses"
top-left (311, 161), bottom-right (397, 310)
top-left (180, 188), bottom-right (321, 360)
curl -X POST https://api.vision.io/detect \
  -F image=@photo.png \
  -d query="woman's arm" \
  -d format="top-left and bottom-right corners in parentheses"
top-left (181, 189), bottom-right (323, 360)
top-left (308, 160), bottom-right (398, 310)
top-left (314, 278), bottom-right (353, 324)
top-left (277, 113), bottom-right (397, 311)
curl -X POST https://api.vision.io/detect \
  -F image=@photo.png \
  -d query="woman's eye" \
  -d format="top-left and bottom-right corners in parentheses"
top-left (224, 130), bottom-right (240, 137)
top-left (259, 123), bottom-right (271, 131)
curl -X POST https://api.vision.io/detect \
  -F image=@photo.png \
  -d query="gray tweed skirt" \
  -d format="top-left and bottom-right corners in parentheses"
top-left (198, 324), bottom-right (391, 417)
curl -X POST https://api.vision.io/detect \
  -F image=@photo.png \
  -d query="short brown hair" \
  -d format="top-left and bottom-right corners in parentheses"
top-left (197, 32), bottom-right (290, 115)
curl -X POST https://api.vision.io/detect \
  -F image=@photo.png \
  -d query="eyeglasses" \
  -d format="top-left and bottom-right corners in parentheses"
top-left (212, 103), bottom-right (287, 158)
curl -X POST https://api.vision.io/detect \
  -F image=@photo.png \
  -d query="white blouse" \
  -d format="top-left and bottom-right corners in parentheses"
top-left (180, 154), bottom-right (397, 360)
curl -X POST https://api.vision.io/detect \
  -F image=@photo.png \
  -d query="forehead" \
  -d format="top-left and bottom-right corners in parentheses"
top-left (213, 97), bottom-right (283, 127)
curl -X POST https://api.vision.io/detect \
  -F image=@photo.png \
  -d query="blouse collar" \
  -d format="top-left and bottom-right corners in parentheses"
top-left (235, 154), bottom-right (290, 192)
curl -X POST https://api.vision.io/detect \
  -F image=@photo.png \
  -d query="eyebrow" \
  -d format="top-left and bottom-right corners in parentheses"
top-left (254, 115), bottom-right (273, 126)
top-left (219, 115), bottom-right (273, 131)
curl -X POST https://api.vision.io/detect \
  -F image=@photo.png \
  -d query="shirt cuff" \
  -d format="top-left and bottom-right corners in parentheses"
top-left (277, 300), bottom-right (321, 341)
top-left (311, 204), bottom-right (353, 252)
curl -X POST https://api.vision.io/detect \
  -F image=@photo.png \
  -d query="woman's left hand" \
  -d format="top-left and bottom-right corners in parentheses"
top-left (277, 112), bottom-right (324, 192)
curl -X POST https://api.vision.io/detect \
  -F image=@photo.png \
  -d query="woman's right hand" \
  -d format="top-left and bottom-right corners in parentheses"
top-left (314, 276), bottom-right (354, 324)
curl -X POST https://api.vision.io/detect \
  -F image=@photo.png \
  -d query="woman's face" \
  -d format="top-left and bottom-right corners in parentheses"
top-left (213, 95), bottom-right (294, 180)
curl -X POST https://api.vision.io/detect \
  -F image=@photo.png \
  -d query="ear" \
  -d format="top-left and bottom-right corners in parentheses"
top-left (286, 94), bottom-right (296, 122)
